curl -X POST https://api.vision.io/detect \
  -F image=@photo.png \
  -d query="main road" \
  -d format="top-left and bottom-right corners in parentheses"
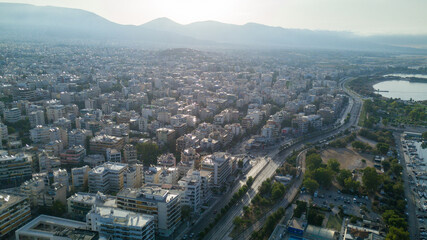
top-left (200, 77), bottom-right (363, 240)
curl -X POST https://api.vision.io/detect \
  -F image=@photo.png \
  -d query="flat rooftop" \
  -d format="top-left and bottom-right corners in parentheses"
top-left (94, 206), bottom-right (154, 228)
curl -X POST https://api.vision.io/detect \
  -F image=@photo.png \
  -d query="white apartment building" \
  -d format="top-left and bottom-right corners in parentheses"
top-left (3, 108), bottom-right (21, 123)
top-left (0, 153), bottom-right (32, 187)
top-left (67, 192), bottom-right (116, 220)
top-left (87, 206), bottom-right (155, 240)
top-left (46, 104), bottom-right (65, 123)
top-left (106, 148), bottom-right (121, 162)
top-left (71, 165), bottom-right (90, 192)
top-left (68, 129), bottom-right (92, 147)
top-left (29, 110), bottom-right (45, 127)
top-left (117, 187), bottom-right (181, 237)
top-left (201, 152), bottom-right (232, 190)
top-left (0, 191), bottom-right (31, 238)
top-left (178, 170), bottom-right (201, 213)
top-left (88, 162), bottom-right (127, 194)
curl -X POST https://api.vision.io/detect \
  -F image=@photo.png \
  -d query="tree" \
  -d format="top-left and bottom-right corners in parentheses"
top-left (423, 131), bottom-right (427, 140)
top-left (52, 200), bottom-right (66, 217)
top-left (136, 142), bottom-right (161, 166)
top-left (259, 179), bottom-right (272, 195)
top-left (271, 182), bottom-right (286, 200)
top-left (306, 153), bottom-right (323, 171)
top-left (181, 205), bottom-right (192, 220)
top-left (233, 216), bottom-right (244, 227)
top-left (352, 141), bottom-right (366, 152)
top-left (385, 227), bottom-right (409, 240)
top-left (294, 201), bottom-right (307, 218)
top-left (312, 168), bottom-right (334, 187)
top-left (307, 208), bottom-right (324, 226)
top-left (337, 169), bottom-right (352, 186)
top-left (362, 167), bottom-right (381, 193)
top-left (344, 177), bottom-right (360, 193)
top-left (238, 159), bottom-right (244, 168)
top-left (327, 159), bottom-right (340, 173)
top-left (303, 178), bottom-right (319, 194)
top-left (376, 142), bottom-right (390, 155)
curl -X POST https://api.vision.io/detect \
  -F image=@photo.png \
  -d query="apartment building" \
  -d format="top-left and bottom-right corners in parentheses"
top-left (178, 170), bottom-right (201, 213)
top-left (0, 191), bottom-right (31, 238)
top-left (67, 192), bottom-right (116, 220)
top-left (15, 215), bottom-right (97, 240)
top-left (201, 152), bottom-right (232, 190)
top-left (117, 187), bottom-right (181, 237)
top-left (87, 206), bottom-right (155, 240)
top-left (0, 153), bottom-right (32, 188)
top-left (89, 135), bottom-right (124, 155)
top-left (88, 162), bottom-right (127, 194)
top-left (60, 145), bottom-right (86, 165)
top-left (71, 165), bottom-right (90, 192)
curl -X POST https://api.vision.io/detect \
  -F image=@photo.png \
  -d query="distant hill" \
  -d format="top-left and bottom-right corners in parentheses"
top-left (1, 3), bottom-right (426, 52)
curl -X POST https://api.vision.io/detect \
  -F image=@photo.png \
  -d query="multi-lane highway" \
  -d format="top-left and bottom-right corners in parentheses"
top-left (177, 77), bottom-right (362, 240)
top-left (200, 78), bottom-right (363, 240)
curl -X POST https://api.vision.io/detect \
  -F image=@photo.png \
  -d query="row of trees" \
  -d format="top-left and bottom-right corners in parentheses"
top-left (198, 177), bottom-right (254, 239)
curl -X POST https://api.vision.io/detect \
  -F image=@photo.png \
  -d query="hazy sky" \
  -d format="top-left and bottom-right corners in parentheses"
top-left (1, 0), bottom-right (427, 35)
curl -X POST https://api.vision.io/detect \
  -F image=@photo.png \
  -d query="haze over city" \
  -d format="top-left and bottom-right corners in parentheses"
top-left (1, 0), bottom-right (427, 35)
top-left (0, 1), bottom-right (426, 240)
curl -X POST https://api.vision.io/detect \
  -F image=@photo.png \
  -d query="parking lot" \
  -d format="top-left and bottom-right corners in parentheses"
top-left (299, 188), bottom-right (381, 227)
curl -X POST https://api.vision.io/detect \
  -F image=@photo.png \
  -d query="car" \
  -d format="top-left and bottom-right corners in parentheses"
top-left (189, 233), bottom-right (195, 238)
top-left (213, 210), bottom-right (217, 214)
top-left (183, 235), bottom-right (188, 239)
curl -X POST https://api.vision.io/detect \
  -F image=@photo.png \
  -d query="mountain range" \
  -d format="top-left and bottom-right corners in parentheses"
top-left (1, 3), bottom-right (427, 52)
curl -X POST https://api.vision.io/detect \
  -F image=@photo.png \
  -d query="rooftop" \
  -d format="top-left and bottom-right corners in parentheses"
top-left (93, 206), bottom-right (154, 228)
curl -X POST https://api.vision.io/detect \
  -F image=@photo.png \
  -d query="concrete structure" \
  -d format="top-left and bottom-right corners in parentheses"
top-left (106, 148), bottom-right (121, 162)
top-left (83, 154), bottom-right (105, 168)
top-left (3, 108), bottom-right (21, 123)
top-left (71, 165), bottom-right (90, 192)
top-left (87, 206), bottom-right (155, 240)
top-left (122, 144), bottom-right (137, 164)
top-left (117, 187), bottom-right (181, 237)
top-left (46, 104), bottom-right (65, 123)
top-left (89, 135), bottom-right (124, 155)
top-left (15, 215), bottom-right (97, 240)
top-left (38, 151), bottom-right (61, 172)
top-left (28, 110), bottom-right (45, 127)
top-left (157, 153), bottom-right (176, 167)
top-left (68, 129), bottom-right (92, 148)
top-left (0, 153), bottom-right (32, 188)
top-left (201, 152), bottom-right (232, 190)
top-left (0, 191), bottom-right (31, 238)
top-left (156, 128), bottom-right (176, 145)
top-left (178, 170), bottom-right (202, 213)
top-left (60, 145), bottom-right (86, 165)
top-left (88, 162), bottom-right (127, 194)
top-left (67, 192), bottom-right (116, 220)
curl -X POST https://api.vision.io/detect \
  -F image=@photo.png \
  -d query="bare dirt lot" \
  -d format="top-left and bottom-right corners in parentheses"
top-left (321, 146), bottom-right (375, 171)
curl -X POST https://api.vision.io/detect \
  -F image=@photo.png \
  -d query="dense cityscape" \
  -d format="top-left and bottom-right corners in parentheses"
top-left (0, 2), bottom-right (427, 240)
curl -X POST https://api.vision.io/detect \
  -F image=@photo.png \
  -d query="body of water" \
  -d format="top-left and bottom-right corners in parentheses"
top-left (373, 80), bottom-right (427, 101)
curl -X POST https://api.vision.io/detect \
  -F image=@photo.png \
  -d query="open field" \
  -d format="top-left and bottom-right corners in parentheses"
top-left (321, 147), bottom-right (375, 170)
